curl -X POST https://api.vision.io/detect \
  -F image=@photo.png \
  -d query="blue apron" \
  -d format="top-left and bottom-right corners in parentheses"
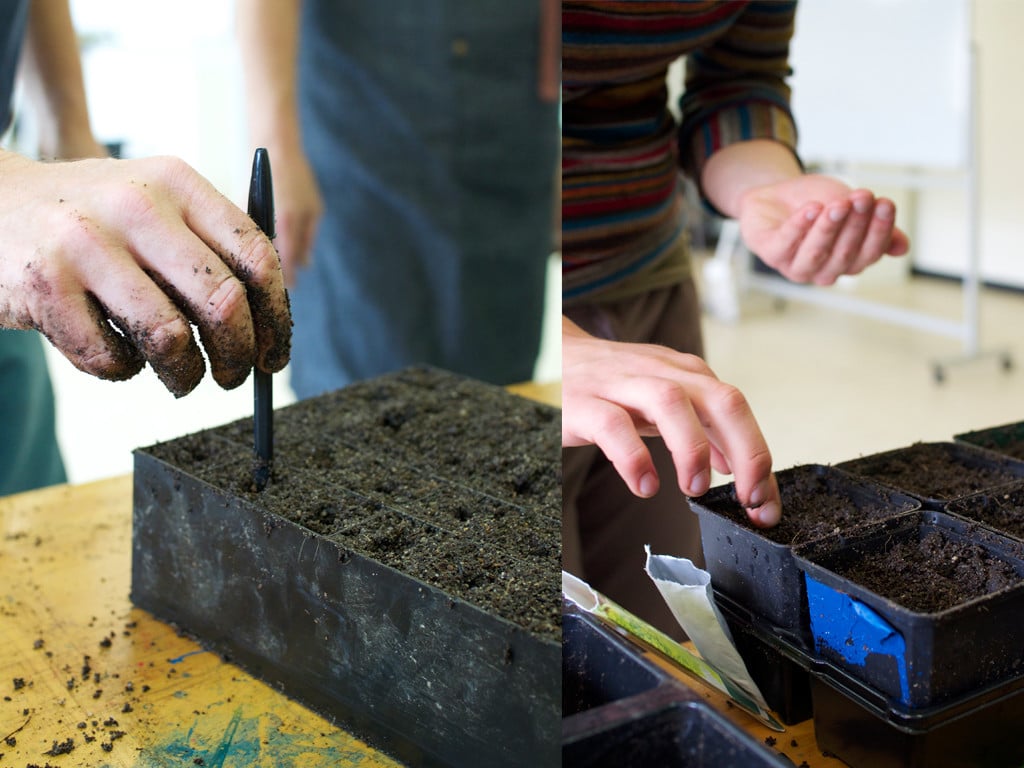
top-left (291, 0), bottom-right (558, 397)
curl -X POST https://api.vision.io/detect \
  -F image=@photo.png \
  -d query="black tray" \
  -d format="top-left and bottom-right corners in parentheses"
top-left (714, 592), bottom-right (1024, 767)
top-left (810, 654), bottom-right (1024, 768)
top-left (132, 367), bottom-right (561, 768)
top-left (133, 455), bottom-right (559, 767)
top-left (562, 608), bottom-right (793, 767)
top-left (837, 441), bottom-right (1024, 508)
top-left (955, 420), bottom-right (1024, 461)
top-left (692, 464), bottom-right (919, 644)
top-left (712, 592), bottom-right (814, 726)
top-left (793, 510), bottom-right (1024, 707)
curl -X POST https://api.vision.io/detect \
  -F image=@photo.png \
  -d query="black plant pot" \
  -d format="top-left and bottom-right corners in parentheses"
top-left (837, 441), bottom-right (1024, 509)
top-left (691, 464), bottom-right (919, 646)
top-left (793, 511), bottom-right (1024, 708)
top-left (131, 366), bottom-right (561, 768)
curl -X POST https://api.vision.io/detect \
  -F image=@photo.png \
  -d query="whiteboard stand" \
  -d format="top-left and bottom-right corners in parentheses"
top-left (711, 41), bottom-right (1012, 384)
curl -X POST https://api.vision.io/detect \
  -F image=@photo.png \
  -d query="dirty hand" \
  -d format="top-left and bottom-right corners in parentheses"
top-left (0, 151), bottom-right (292, 397)
top-left (561, 317), bottom-right (781, 527)
top-left (737, 173), bottom-right (910, 286)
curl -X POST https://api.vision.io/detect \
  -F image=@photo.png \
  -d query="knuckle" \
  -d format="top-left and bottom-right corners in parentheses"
top-left (650, 380), bottom-right (691, 413)
top-left (592, 406), bottom-right (632, 439)
top-left (235, 228), bottom-right (279, 282)
top-left (747, 446), bottom-right (774, 479)
top-left (205, 274), bottom-right (249, 324)
top-left (144, 155), bottom-right (195, 187)
top-left (77, 346), bottom-right (124, 376)
top-left (679, 438), bottom-right (711, 468)
top-left (708, 380), bottom-right (750, 417)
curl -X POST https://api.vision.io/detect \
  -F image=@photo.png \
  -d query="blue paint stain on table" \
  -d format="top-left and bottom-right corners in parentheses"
top-left (135, 705), bottom-right (386, 767)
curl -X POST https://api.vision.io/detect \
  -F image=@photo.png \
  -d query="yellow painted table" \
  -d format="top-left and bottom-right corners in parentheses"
top-left (0, 475), bottom-right (402, 768)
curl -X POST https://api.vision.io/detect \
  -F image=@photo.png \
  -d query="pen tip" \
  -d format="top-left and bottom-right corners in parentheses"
top-left (248, 148), bottom-right (275, 239)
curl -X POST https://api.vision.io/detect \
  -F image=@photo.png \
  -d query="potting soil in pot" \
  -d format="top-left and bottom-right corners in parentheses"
top-left (700, 463), bottom-right (918, 546)
top-left (820, 525), bottom-right (1019, 614)
top-left (132, 365), bottom-right (561, 767)
top-left (948, 483), bottom-right (1024, 542)
top-left (837, 441), bottom-right (1024, 505)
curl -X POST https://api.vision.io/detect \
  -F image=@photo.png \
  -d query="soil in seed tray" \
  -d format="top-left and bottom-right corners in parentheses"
top-left (952, 486), bottom-right (1024, 541)
top-left (142, 366), bottom-right (561, 642)
top-left (840, 442), bottom-right (1024, 501)
top-left (831, 529), bottom-right (1020, 613)
top-left (960, 425), bottom-right (1024, 461)
top-left (702, 465), bottom-right (914, 546)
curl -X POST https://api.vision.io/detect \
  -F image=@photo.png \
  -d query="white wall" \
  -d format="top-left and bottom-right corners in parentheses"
top-left (71, 1), bottom-right (251, 200)
top-left (911, 0), bottom-right (1024, 287)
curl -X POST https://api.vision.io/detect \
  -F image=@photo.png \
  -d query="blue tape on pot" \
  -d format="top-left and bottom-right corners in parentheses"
top-left (804, 575), bottom-right (910, 704)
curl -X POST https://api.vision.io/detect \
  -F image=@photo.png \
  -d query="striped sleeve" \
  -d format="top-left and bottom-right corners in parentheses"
top-left (677, 1), bottom-right (800, 196)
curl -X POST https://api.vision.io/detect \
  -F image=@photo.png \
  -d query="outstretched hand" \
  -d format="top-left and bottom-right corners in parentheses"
top-left (0, 152), bottom-right (292, 397)
top-left (562, 317), bottom-right (781, 527)
top-left (738, 173), bottom-right (910, 286)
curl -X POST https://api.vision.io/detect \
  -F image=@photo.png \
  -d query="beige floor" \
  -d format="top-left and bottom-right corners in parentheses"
top-left (696, 253), bottom-right (1024, 485)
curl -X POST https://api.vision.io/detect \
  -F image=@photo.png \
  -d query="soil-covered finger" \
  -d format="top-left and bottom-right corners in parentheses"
top-left (144, 266), bottom-right (255, 390)
top-left (104, 305), bottom-right (205, 397)
top-left (81, 263), bottom-right (207, 397)
top-left (133, 157), bottom-right (291, 373)
top-left (226, 224), bottom-right (292, 372)
top-left (37, 292), bottom-right (146, 382)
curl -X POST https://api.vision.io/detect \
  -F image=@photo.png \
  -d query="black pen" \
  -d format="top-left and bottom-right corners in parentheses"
top-left (248, 148), bottom-right (274, 491)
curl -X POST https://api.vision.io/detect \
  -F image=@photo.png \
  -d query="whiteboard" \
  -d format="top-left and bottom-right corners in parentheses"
top-left (788, 0), bottom-right (971, 169)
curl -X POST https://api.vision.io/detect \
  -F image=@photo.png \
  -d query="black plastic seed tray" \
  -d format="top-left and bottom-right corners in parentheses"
top-left (133, 454), bottom-right (559, 767)
top-left (131, 367), bottom-right (561, 768)
top-left (955, 420), bottom-right (1024, 461)
top-left (691, 464), bottom-right (919, 645)
top-left (836, 440), bottom-right (1024, 509)
top-left (810, 654), bottom-right (1024, 768)
top-left (713, 584), bottom-right (1024, 767)
top-left (793, 510), bottom-right (1024, 708)
top-left (562, 608), bottom-right (793, 767)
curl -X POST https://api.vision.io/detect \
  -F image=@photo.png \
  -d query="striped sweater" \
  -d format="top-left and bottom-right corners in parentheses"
top-left (562, 0), bottom-right (799, 303)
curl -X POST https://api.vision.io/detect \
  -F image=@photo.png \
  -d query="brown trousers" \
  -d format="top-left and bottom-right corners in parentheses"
top-left (562, 278), bottom-right (707, 640)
